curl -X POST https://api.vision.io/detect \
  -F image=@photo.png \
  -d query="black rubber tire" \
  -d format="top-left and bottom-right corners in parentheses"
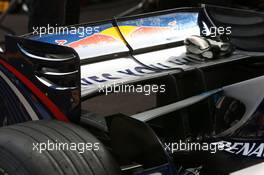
top-left (0, 120), bottom-right (121, 175)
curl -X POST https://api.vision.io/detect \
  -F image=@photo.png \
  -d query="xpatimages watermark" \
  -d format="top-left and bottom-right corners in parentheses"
top-left (98, 82), bottom-right (166, 95)
top-left (33, 140), bottom-right (100, 154)
top-left (32, 24), bottom-right (100, 38)
top-left (164, 140), bottom-right (235, 154)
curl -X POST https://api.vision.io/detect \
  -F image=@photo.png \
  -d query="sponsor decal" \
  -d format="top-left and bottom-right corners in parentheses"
top-left (81, 60), bottom-right (183, 87)
top-left (216, 141), bottom-right (264, 158)
top-left (79, 46), bottom-right (189, 95)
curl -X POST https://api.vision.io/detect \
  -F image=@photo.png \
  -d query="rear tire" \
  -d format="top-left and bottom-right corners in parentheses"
top-left (0, 120), bottom-right (121, 175)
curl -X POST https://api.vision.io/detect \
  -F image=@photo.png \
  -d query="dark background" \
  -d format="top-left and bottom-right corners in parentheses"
top-left (0, 0), bottom-right (140, 41)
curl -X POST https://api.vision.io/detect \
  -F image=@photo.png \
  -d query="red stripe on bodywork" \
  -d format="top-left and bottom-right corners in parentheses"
top-left (0, 59), bottom-right (69, 122)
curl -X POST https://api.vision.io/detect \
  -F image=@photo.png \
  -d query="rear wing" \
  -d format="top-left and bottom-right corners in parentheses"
top-left (24, 6), bottom-right (206, 99)
top-left (1, 4), bottom-right (264, 121)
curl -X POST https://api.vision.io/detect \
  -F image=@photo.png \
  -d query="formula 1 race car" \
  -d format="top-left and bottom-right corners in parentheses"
top-left (0, 4), bottom-right (264, 175)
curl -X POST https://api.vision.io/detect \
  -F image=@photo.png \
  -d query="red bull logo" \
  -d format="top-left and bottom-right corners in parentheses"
top-left (67, 25), bottom-right (172, 49)
top-left (130, 26), bottom-right (171, 38)
top-left (68, 34), bottom-right (117, 48)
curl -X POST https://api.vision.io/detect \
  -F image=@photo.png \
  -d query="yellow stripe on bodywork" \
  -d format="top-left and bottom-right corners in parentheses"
top-left (100, 26), bottom-right (138, 42)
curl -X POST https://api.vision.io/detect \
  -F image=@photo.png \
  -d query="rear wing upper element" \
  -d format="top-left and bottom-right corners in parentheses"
top-left (27, 7), bottom-right (203, 60)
